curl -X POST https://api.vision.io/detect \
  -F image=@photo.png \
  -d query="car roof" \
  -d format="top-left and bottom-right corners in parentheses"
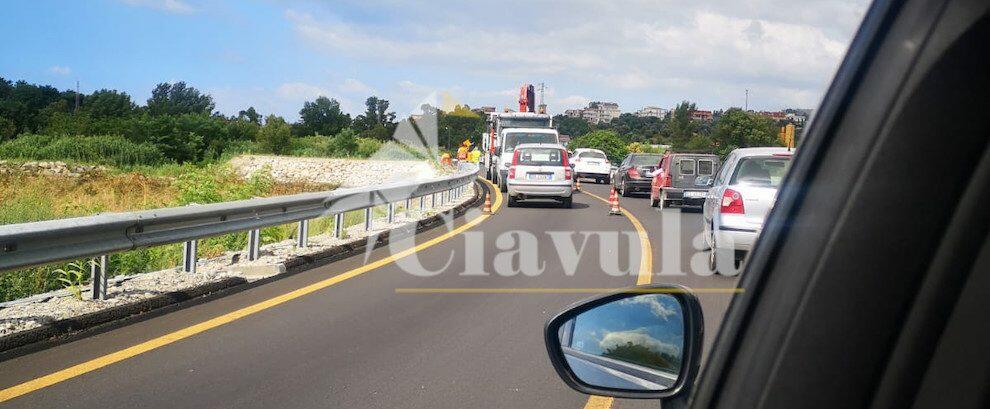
top-left (730, 147), bottom-right (795, 157)
top-left (514, 143), bottom-right (567, 150)
top-left (502, 128), bottom-right (557, 134)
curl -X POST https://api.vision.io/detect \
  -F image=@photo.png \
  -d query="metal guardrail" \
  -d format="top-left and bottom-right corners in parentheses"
top-left (0, 163), bottom-right (479, 299)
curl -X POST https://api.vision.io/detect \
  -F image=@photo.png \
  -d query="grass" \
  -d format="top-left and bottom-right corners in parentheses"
top-left (0, 163), bottom-right (335, 302)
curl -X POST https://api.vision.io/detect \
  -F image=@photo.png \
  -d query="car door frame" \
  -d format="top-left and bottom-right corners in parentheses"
top-left (691, 0), bottom-right (990, 408)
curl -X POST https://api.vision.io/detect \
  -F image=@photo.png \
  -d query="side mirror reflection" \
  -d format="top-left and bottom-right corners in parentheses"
top-left (545, 285), bottom-right (703, 400)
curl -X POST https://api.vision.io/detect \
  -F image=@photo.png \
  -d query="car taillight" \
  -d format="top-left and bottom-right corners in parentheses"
top-left (720, 188), bottom-right (745, 214)
top-left (628, 167), bottom-right (641, 179)
top-left (562, 150), bottom-right (572, 180)
top-left (508, 150), bottom-right (520, 180)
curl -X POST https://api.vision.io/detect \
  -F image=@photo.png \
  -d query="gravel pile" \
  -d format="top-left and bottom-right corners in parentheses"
top-left (0, 186), bottom-right (476, 337)
top-left (229, 155), bottom-right (439, 187)
top-left (0, 160), bottom-right (105, 177)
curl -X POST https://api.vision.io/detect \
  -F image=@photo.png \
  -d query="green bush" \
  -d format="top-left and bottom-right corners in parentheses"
top-left (0, 134), bottom-right (165, 166)
top-left (355, 137), bottom-right (383, 158)
top-left (173, 164), bottom-right (273, 204)
top-left (326, 129), bottom-right (358, 156)
top-left (290, 136), bottom-right (330, 157)
top-left (257, 115), bottom-right (293, 155)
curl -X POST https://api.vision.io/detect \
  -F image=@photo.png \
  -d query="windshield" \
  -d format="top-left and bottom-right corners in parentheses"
top-left (630, 155), bottom-right (662, 166)
top-left (517, 148), bottom-right (565, 166)
top-left (503, 133), bottom-right (558, 152)
top-left (0, 1), bottom-right (875, 407)
top-left (730, 156), bottom-right (793, 188)
top-left (580, 152), bottom-right (607, 160)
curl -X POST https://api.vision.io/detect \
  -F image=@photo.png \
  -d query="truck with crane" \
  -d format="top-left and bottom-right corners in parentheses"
top-left (482, 84), bottom-right (561, 192)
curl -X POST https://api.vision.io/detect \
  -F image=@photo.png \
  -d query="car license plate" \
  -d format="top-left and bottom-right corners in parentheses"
top-left (587, 161), bottom-right (599, 165)
top-left (685, 191), bottom-right (706, 198)
top-left (528, 173), bottom-right (551, 181)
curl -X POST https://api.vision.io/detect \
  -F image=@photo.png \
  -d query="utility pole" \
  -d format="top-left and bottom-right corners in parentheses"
top-left (74, 80), bottom-right (81, 113)
top-left (744, 89), bottom-right (749, 111)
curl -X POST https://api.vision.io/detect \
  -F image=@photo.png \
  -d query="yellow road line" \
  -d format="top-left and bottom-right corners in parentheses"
top-left (0, 179), bottom-right (501, 404)
top-left (395, 288), bottom-right (742, 294)
top-left (580, 188), bottom-right (654, 408)
top-left (582, 190), bottom-right (653, 285)
top-left (584, 395), bottom-right (615, 409)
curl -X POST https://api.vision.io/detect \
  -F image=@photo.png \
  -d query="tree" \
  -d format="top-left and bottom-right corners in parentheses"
top-left (663, 101), bottom-right (698, 144)
top-left (708, 108), bottom-right (781, 156)
top-left (326, 128), bottom-right (358, 156)
top-left (237, 106), bottom-right (261, 125)
top-left (568, 130), bottom-right (629, 162)
top-left (257, 115), bottom-right (292, 155)
top-left (83, 89), bottom-right (136, 118)
top-left (298, 96), bottom-right (351, 136)
top-left (353, 96), bottom-right (396, 137)
top-left (438, 105), bottom-right (485, 150)
top-left (146, 81), bottom-right (215, 116)
top-left (553, 115), bottom-right (591, 139)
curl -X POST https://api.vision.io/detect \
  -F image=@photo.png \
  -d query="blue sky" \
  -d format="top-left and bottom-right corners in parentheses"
top-left (1, 0), bottom-right (870, 120)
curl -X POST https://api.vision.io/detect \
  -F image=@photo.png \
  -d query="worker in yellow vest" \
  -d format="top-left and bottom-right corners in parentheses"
top-left (456, 139), bottom-right (471, 161)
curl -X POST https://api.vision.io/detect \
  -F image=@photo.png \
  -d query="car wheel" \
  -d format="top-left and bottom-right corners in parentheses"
top-left (507, 196), bottom-right (518, 207)
top-left (561, 197), bottom-right (573, 208)
top-left (499, 178), bottom-right (508, 193)
top-left (620, 181), bottom-right (631, 197)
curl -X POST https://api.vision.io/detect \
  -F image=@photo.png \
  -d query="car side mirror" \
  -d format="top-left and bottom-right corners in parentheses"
top-left (544, 285), bottom-right (704, 401)
top-left (695, 176), bottom-right (713, 187)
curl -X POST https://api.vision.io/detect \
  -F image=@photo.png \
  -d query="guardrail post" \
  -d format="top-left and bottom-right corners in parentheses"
top-left (387, 203), bottom-right (395, 224)
top-left (247, 229), bottom-right (261, 261)
top-left (333, 213), bottom-right (344, 238)
top-left (431, 193), bottom-right (436, 209)
top-left (364, 208), bottom-right (372, 231)
top-left (90, 255), bottom-right (108, 300)
top-left (419, 195), bottom-right (424, 210)
top-left (297, 219), bottom-right (309, 248)
top-left (182, 240), bottom-right (197, 273)
top-left (405, 198), bottom-right (411, 216)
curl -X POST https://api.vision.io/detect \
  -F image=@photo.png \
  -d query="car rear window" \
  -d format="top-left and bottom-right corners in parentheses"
top-left (517, 148), bottom-right (564, 166)
top-left (580, 152), bottom-right (606, 160)
top-left (630, 155), bottom-right (662, 166)
top-left (730, 156), bottom-right (792, 187)
top-left (678, 159), bottom-right (696, 175)
top-left (698, 159), bottom-right (715, 175)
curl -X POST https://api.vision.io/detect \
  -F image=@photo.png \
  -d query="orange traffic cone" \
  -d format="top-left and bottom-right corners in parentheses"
top-left (608, 186), bottom-right (622, 215)
top-left (482, 192), bottom-right (493, 214)
top-left (575, 178), bottom-right (582, 192)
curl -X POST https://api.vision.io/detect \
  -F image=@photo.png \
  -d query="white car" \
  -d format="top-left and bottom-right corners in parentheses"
top-left (506, 143), bottom-right (574, 208)
top-left (702, 147), bottom-right (794, 275)
top-left (570, 148), bottom-right (612, 184)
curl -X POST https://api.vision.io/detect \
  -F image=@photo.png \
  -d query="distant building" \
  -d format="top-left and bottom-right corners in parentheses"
top-left (757, 111), bottom-right (787, 121)
top-left (691, 110), bottom-right (714, 121)
top-left (635, 106), bottom-right (667, 118)
top-left (569, 101), bottom-right (620, 124)
top-left (478, 106), bottom-right (496, 113)
top-left (785, 112), bottom-right (807, 124)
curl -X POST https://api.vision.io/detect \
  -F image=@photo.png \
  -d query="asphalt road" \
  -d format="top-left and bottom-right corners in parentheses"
top-left (0, 178), bottom-right (739, 409)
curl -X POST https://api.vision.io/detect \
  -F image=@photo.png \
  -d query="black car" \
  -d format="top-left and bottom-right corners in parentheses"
top-left (611, 153), bottom-right (663, 197)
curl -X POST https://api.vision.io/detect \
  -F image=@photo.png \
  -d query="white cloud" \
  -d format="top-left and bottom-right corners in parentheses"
top-left (599, 328), bottom-right (681, 356)
top-left (276, 82), bottom-right (333, 100)
top-left (619, 295), bottom-right (678, 320)
top-left (120, 0), bottom-right (194, 14)
top-left (339, 78), bottom-right (373, 95)
top-left (284, 1), bottom-right (869, 111)
top-left (48, 66), bottom-right (71, 75)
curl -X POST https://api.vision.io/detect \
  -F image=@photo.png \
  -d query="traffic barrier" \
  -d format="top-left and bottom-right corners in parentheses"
top-left (608, 186), bottom-right (622, 215)
top-left (483, 193), bottom-right (493, 214)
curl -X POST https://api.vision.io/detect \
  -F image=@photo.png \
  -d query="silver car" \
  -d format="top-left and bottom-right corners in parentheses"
top-left (506, 143), bottom-right (574, 208)
top-left (702, 147), bottom-right (794, 275)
